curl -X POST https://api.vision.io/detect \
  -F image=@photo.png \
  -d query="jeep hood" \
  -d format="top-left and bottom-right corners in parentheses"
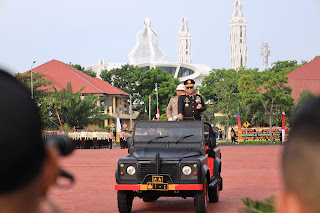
top-left (132, 149), bottom-right (201, 161)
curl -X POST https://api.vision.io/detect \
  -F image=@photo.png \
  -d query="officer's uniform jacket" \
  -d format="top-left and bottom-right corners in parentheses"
top-left (166, 96), bottom-right (179, 118)
top-left (178, 93), bottom-right (206, 120)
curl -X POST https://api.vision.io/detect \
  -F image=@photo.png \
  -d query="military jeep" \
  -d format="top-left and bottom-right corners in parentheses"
top-left (115, 121), bottom-right (222, 213)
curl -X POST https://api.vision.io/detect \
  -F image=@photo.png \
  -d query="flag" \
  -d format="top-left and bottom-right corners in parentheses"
top-left (282, 112), bottom-right (285, 143)
top-left (157, 108), bottom-right (160, 121)
top-left (237, 107), bottom-right (243, 142)
top-left (116, 110), bottom-right (121, 142)
top-left (56, 109), bottom-right (64, 131)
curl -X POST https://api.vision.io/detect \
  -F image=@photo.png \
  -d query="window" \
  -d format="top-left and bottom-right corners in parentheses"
top-left (158, 66), bottom-right (177, 76)
top-left (177, 67), bottom-right (195, 77)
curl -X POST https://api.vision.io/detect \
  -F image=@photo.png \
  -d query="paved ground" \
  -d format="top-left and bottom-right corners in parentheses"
top-left (49, 145), bottom-right (283, 213)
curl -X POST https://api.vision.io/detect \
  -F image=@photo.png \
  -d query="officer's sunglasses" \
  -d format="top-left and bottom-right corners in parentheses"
top-left (186, 86), bottom-right (194, 89)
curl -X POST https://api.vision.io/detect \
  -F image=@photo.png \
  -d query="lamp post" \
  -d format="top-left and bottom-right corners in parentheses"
top-left (129, 94), bottom-right (133, 129)
top-left (30, 61), bottom-right (36, 99)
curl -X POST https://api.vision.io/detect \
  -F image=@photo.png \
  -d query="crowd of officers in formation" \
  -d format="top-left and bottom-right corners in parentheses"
top-left (42, 129), bottom-right (132, 149)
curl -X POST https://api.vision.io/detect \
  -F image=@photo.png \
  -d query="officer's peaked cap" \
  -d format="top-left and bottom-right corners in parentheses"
top-left (184, 79), bottom-right (195, 86)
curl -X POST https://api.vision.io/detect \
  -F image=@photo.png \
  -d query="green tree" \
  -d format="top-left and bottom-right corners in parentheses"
top-left (16, 72), bottom-right (54, 99)
top-left (100, 64), bottom-right (142, 103)
top-left (137, 67), bottom-right (179, 119)
top-left (242, 70), bottom-right (294, 142)
top-left (269, 60), bottom-right (300, 75)
top-left (201, 68), bottom-right (240, 141)
top-left (16, 72), bottom-right (56, 129)
top-left (69, 63), bottom-right (96, 77)
top-left (295, 90), bottom-right (315, 114)
top-left (50, 82), bottom-right (108, 129)
top-left (237, 73), bottom-right (267, 127)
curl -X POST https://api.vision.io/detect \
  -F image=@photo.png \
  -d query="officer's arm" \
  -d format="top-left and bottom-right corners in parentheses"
top-left (166, 98), bottom-right (173, 118)
top-left (199, 96), bottom-right (206, 112)
top-left (178, 96), bottom-right (184, 115)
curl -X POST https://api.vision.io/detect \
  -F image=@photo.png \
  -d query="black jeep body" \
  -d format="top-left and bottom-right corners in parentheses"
top-left (115, 121), bottom-right (222, 213)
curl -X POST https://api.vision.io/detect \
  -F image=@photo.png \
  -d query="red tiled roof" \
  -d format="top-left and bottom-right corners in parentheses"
top-left (286, 57), bottom-right (320, 100)
top-left (286, 56), bottom-right (320, 80)
top-left (22, 59), bottom-right (129, 96)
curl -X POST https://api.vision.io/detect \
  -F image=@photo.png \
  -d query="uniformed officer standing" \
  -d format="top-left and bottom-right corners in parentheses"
top-left (166, 84), bottom-right (185, 121)
top-left (178, 79), bottom-right (206, 120)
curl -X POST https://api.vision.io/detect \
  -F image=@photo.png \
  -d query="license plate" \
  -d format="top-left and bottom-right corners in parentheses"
top-left (152, 176), bottom-right (163, 183)
top-left (147, 182), bottom-right (168, 191)
top-left (146, 176), bottom-right (168, 191)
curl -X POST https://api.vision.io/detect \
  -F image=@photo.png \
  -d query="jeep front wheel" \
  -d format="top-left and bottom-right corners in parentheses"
top-left (194, 179), bottom-right (208, 213)
top-left (117, 190), bottom-right (134, 213)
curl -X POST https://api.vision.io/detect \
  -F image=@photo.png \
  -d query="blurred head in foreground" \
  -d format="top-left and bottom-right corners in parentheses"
top-left (0, 69), bottom-right (59, 213)
top-left (277, 96), bottom-right (320, 213)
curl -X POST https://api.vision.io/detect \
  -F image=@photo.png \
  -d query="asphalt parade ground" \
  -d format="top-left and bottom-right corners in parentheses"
top-left (50, 145), bottom-right (283, 213)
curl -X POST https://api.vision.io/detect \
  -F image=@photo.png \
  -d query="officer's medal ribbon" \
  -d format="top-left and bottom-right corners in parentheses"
top-left (185, 97), bottom-right (190, 107)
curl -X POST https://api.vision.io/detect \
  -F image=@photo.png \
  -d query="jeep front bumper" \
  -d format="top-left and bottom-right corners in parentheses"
top-left (115, 184), bottom-right (203, 191)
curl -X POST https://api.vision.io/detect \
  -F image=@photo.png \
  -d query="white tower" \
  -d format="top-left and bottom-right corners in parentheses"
top-left (178, 17), bottom-right (192, 64)
top-left (128, 17), bottom-right (166, 64)
top-left (230, 0), bottom-right (248, 69)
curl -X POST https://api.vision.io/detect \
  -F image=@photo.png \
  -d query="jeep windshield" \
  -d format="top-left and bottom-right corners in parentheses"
top-left (133, 121), bottom-right (203, 144)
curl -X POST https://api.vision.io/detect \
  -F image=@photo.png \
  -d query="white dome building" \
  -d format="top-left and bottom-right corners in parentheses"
top-left (86, 17), bottom-right (211, 87)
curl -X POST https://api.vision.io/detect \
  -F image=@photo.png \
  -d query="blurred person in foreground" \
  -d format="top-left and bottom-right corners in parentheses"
top-left (166, 84), bottom-right (185, 121)
top-left (276, 96), bottom-right (320, 213)
top-left (0, 69), bottom-right (63, 213)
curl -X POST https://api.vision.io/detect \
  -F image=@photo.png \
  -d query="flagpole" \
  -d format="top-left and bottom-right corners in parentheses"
top-left (56, 109), bottom-right (64, 131)
top-left (129, 94), bottom-right (133, 129)
top-left (237, 107), bottom-right (243, 142)
top-left (116, 110), bottom-right (121, 143)
top-left (30, 61), bottom-right (36, 99)
top-left (282, 112), bottom-right (285, 144)
top-left (155, 83), bottom-right (159, 120)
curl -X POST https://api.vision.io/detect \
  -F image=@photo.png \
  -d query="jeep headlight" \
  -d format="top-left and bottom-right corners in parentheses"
top-left (126, 166), bottom-right (136, 175)
top-left (182, 165), bottom-right (192, 175)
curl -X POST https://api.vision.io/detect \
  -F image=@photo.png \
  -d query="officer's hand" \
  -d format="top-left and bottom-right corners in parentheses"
top-left (178, 114), bottom-right (183, 120)
top-left (196, 104), bottom-right (202, 109)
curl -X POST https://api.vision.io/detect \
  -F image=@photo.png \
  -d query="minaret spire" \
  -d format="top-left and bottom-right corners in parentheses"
top-left (230, 0), bottom-right (248, 69)
top-left (177, 17), bottom-right (192, 64)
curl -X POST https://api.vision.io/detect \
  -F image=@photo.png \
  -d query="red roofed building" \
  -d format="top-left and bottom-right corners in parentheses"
top-left (22, 59), bottom-right (138, 128)
top-left (286, 56), bottom-right (320, 100)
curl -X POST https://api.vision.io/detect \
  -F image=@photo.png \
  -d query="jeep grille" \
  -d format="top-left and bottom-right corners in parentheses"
top-left (138, 163), bottom-right (179, 184)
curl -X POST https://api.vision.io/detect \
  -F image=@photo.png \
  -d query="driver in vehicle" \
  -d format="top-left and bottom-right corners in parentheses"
top-left (178, 79), bottom-right (206, 120)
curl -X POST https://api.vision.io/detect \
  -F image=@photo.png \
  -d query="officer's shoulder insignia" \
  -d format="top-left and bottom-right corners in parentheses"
top-left (196, 93), bottom-right (202, 96)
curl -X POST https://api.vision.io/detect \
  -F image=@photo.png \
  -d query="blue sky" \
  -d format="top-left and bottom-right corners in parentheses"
top-left (0, 0), bottom-right (319, 74)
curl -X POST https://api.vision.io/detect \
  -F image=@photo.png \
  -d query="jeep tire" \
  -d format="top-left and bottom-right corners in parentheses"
top-left (117, 190), bottom-right (134, 213)
top-left (194, 179), bottom-right (208, 213)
